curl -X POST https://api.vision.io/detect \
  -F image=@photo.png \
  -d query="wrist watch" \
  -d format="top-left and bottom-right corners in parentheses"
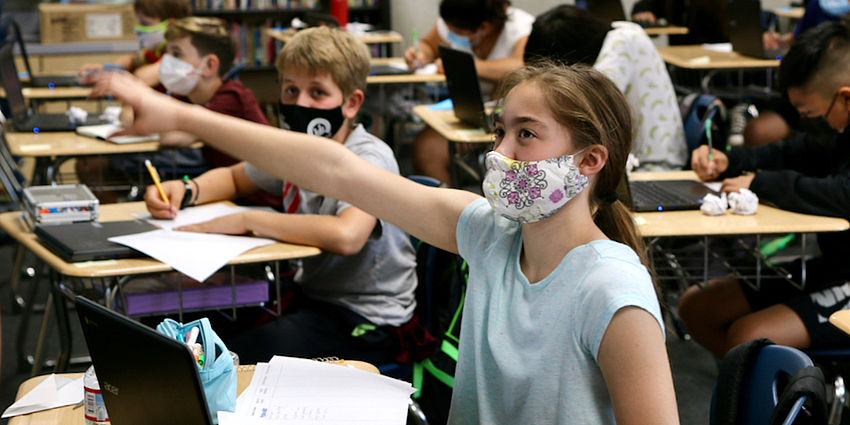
top-left (180, 179), bottom-right (195, 209)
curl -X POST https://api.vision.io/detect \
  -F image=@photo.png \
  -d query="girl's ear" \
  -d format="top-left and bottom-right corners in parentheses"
top-left (342, 89), bottom-right (365, 120)
top-left (578, 144), bottom-right (608, 177)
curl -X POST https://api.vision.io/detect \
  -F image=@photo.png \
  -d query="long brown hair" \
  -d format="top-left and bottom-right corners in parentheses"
top-left (494, 62), bottom-right (649, 269)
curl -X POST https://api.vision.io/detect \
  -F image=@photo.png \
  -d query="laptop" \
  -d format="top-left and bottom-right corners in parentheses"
top-left (728, 0), bottom-right (786, 60)
top-left (75, 296), bottom-right (214, 425)
top-left (584, 0), bottom-right (666, 27)
top-left (7, 19), bottom-right (80, 87)
top-left (34, 219), bottom-right (157, 262)
top-left (624, 174), bottom-right (719, 212)
top-left (439, 45), bottom-right (494, 132)
top-left (0, 128), bottom-right (24, 204)
top-left (0, 41), bottom-right (104, 132)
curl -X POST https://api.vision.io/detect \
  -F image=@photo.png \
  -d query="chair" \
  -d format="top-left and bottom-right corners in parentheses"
top-left (712, 338), bottom-right (828, 425)
top-left (680, 93), bottom-right (727, 162)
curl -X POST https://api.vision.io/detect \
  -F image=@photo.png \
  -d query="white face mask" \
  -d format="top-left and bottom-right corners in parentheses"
top-left (482, 149), bottom-right (589, 223)
top-left (135, 20), bottom-right (168, 51)
top-left (159, 54), bottom-right (204, 95)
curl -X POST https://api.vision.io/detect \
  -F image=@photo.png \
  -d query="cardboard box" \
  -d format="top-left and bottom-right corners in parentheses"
top-left (39, 3), bottom-right (137, 44)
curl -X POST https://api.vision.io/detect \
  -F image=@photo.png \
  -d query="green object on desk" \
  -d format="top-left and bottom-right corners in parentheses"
top-left (351, 323), bottom-right (377, 337)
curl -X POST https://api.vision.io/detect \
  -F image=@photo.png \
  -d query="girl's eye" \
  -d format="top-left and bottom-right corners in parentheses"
top-left (519, 129), bottom-right (535, 139)
top-left (493, 128), bottom-right (505, 140)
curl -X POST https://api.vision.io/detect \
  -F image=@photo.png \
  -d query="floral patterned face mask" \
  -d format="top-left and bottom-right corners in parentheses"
top-left (481, 149), bottom-right (589, 223)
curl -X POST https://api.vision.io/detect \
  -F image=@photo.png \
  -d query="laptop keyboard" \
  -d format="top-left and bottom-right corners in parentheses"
top-left (631, 181), bottom-right (692, 205)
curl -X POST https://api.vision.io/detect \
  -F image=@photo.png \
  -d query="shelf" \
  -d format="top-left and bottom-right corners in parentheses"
top-left (193, 7), bottom-right (319, 17)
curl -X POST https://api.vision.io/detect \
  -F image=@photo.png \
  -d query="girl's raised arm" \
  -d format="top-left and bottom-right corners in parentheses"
top-left (93, 72), bottom-right (479, 252)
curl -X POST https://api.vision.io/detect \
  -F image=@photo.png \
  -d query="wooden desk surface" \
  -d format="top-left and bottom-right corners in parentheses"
top-left (0, 86), bottom-right (93, 101)
top-left (0, 202), bottom-right (321, 278)
top-left (8, 360), bottom-right (378, 425)
top-left (773, 7), bottom-right (804, 19)
top-left (658, 45), bottom-right (780, 69)
top-left (643, 25), bottom-right (689, 36)
top-left (266, 28), bottom-right (403, 44)
top-left (368, 58), bottom-right (446, 85)
top-left (5, 131), bottom-right (202, 157)
top-left (631, 171), bottom-right (850, 237)
top-left (412, 104), bottom-right (492, 143)
top-left (830, 310), bottom-right (850, 335)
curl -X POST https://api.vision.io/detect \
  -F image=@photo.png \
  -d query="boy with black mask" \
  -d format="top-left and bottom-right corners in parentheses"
top-left (140, 27), bottom-right (418, 365)
top-left (681, 22), bottom-right (850, 357)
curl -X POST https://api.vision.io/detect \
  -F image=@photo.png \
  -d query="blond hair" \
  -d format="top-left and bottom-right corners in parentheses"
top-left (275, 27), bottom-right (371, 96)
top-left (165, 17), bottom-right (235, 77)
top-left (495, 62), bottom-right (649, 269)
top-left (134, 0), bottom-right (191, 20)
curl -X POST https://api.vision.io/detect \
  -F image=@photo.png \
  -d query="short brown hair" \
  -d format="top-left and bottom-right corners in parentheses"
top-left (275, 26), bottom-right (370, 96)
top-left (134, 0), bottom-right (191, 21)
top-left (165, 17), bottom-right (235, 77)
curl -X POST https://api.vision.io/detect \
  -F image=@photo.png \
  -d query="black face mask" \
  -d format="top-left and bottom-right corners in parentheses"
top-left (278, 102), bottom-right (346, 138)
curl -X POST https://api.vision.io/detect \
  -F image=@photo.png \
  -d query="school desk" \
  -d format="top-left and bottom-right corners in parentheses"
top-left (5, 131), bottom-right (203, 185)
top-left (632, 170), bottom-right (849, 292)
top-left (773, 6), bottom-right (804, 20)
top-left (829, 310), bottom-right (850, 336)
top-left (643, 25), bottom-right (689, 36)
top-left (0, 202), bottom-right (321, 377)
top-left (657, 45), bottom-right (781, 70)
top-left (7, 361), bottom-right (378, 425)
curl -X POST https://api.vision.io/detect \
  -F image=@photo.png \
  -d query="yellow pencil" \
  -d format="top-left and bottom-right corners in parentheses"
top-left (144, 159), bottom-right (170, 204)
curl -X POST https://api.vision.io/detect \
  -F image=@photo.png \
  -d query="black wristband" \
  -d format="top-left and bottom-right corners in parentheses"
top-left (180, 179), bottom-right (195, 209)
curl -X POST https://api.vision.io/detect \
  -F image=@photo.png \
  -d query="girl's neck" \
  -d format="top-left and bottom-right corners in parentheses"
top-left (519, 198), bottom-right (607, 284)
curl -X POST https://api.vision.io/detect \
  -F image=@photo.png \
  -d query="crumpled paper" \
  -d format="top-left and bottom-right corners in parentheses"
top-left (99, 105), bottom-right (123, 125)
top-left (65, 106), bottom-right (88, 124)
top-left (625, 153), bottom-right (640, 174)
top-left (700, 192), bottom-right (728, 216)
top-left (728, 188), bottom-right (759, 215)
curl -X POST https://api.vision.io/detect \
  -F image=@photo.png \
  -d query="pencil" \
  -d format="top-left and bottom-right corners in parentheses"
top-left (705, 117), bottom-right (714, 175)
top-left (145, 159), bottom-right (170, 204)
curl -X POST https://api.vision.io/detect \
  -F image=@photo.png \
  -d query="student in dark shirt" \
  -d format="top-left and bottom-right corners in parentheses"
top-left (680, 22), bottom-right (850, 356)
top-left (629, 0), bottom-right (728, 44)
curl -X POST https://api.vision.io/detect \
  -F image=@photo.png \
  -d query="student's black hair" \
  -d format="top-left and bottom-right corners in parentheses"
top-left (778, 21), bottom-right (850, 95)
top-left (439, 0), bottom-right (509, 31)
top-left (523, 5), bottom-right (611, 67)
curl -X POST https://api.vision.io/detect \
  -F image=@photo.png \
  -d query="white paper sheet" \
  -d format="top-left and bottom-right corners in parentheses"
top-left (109, 229), bottom-right (275, 282)
top-left (2, 375), bottom-right (84, 418)
top-left (231, 356), bottom-right (415, 425)
top-left (135, 203), bottom-right (269, 231)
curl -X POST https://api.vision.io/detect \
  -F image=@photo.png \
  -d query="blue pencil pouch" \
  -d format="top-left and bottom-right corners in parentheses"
top-left (156, 317), bottom-right (236, 423)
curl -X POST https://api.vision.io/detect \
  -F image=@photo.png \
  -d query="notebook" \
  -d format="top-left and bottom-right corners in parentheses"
top-left (34, 220), bottom-right (158, 262)
top-left (0, 41), bottom-right (104, 132)
top-left (7, 19), bottom-right (80, 88)
top-left (76, 124), bottom-right (161, 144)
top-left (75, 296), bottom-right (214, 425)
top-left (728, 0), bottom-right (787, 60)
top-left (439, 45), bottom-right (494, 132)
top-left (624, 175), bottom-right (719, 212)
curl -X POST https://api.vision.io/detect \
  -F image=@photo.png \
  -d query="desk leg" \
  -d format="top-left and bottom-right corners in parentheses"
top-left (30, 293), bottom-right (53, 376)
top-left (801, 233), bottom-right (807, 289)
top-left (51, 271), bottom-right (73, 373)
top-left (702, 236), bottom-right (709, 286)
top-left (755, 234), bottom-right (762, 290)
top-left (16, 266), bottom-right (41, 372)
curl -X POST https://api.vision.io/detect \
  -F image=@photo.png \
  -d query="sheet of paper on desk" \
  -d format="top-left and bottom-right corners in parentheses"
top-left (223, 356), bottom-right (415, 425)
top-left (1, 374), bottom-right (83, 418)
top-left (135, 203), bottom-right (272, 231)
top-left (109, 229), bottom-right (275, 282)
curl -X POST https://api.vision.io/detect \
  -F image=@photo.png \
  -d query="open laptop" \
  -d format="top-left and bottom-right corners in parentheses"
top-left (623, 173), bottom-right (719, 212)
top-left (0, 41), bottom-right (104, 132)
top-left (439, 45), bottom-right (494, 132)
top-left (728, 0), bottom-right (786, 60)
top-left (0, 128), bottom-right (24, 204)
top-left (7, 19), bottom-right (80, 87)
top-left (34, 219), bottom-right (157, 262)
top-left (583, 0), bottom-right (667, 27)
top-left (75, 296), bottom-right (214, 425)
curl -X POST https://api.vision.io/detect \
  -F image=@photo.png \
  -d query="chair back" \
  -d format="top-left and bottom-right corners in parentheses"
top-left (712, 338), bottom-right (828, 425)
top-left (0, 126), bottom-right (25, 205)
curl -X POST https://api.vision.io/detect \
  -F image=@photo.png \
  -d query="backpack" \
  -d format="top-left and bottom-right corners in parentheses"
top-left (679, 93), bottom-right (728, 165)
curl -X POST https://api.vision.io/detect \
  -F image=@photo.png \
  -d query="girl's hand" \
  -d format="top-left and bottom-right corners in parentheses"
top-left (176, 213), bottom-right (251, 236)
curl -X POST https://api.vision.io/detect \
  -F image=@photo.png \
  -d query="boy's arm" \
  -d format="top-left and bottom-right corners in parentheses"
top-left (133, 61), bottom-right (162, 87)
top-left (473, 36), bottom-right (528, 82)
top-left (181, 206), bottom-right (378, 256)
top-left (158, 130), bottom-right (197, 147)
top-left (96, 72), bottom-right (479, 253)
top-left (598, 307), bottom-right (680, 425)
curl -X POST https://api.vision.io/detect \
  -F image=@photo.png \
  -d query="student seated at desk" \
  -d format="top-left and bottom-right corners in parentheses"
top-left (406, 0), bottom-right (534, 184)
top-left (93, 61), bottom-right (679, 424)
top-left (77, 17), bottom-right (277, 206)
top-left (140, 27), bottom-right (418, 366)
top-left (680, 22), bottom-right (850, 357)
top-left (79, 0), bottom-right (191, 87)
top-left (525, 5), bottom-right (687, 171)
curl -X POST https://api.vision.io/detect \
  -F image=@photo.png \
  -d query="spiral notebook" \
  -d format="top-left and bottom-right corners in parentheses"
top-left (76, 124), bottom-right (160, 144)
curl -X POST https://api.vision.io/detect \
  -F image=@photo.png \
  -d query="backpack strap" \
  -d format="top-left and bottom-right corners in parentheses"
top-left (769, 366), bottom-right (828, 425)
top-left (714, 338), bottom-right (775, 425)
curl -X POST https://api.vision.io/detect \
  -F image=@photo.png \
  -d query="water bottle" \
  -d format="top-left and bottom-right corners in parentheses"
top-left (83, 365), bottom-right (109, 425)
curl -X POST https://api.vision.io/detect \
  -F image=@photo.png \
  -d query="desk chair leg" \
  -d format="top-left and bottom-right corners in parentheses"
top-left (16, 267), bottom-right (41, 372)
top-left (10, 243), bottom-right (27, 312)
top-left (828, 375), bottom-right (845, 425)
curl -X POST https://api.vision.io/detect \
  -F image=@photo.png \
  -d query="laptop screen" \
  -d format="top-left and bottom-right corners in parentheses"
top-left (586, 0), bottom-right (626, 23)
top-left (0, 128), bottom-right (23, 203)
top-left (439, 45), bottom-right (491, 131)
top-left (0, 42), bottom-right (28, 121)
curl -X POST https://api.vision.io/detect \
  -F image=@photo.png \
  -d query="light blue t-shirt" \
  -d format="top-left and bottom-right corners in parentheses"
top-left (450, 198), bottom-right (664, 425)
